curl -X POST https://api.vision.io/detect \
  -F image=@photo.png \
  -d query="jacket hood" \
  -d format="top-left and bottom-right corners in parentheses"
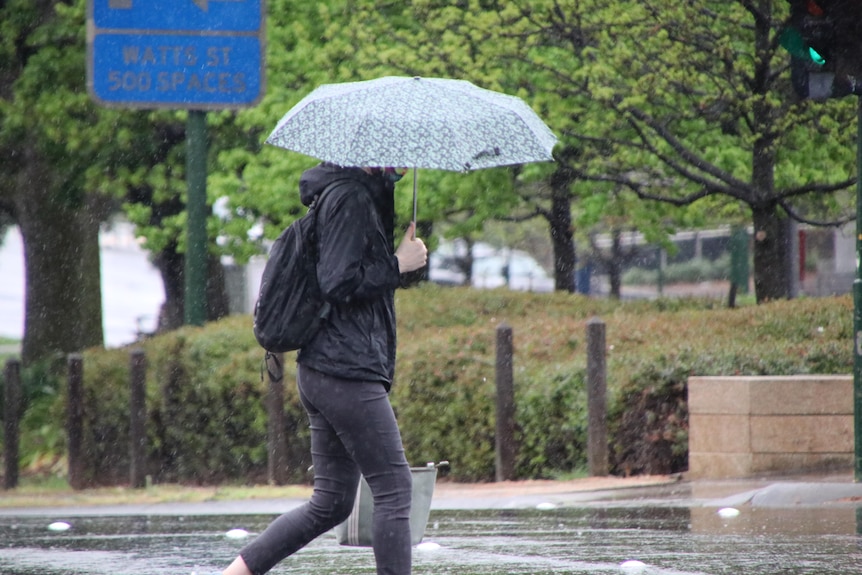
top-left (299, 163), bottom-right (379, 207)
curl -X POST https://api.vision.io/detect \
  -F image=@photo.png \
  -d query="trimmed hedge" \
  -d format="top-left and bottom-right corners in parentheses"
top-left (1, 286), bottom-right (853, 485)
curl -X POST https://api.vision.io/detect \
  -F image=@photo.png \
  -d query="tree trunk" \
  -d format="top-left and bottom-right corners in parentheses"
top-left (205, 253), bottom-right (230, 321)
top-left (748, 17), bottom-right (788, 303)
top-left (752, 203), bottom-right (791, 302)
top-left (154, 243), bottom-right (185, 332)
top-left (462, 237), bottom-right (474, 285)
top-left (17, 151), bottom-right (103, 365)
top-left (548, 180), bottom-right (576, 293)
top-left (154, 242), bottom-right (230, 332)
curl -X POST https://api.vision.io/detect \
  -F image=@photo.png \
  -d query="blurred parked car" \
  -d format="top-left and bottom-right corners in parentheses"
top-left (428, 241), bottom-right (554, 293)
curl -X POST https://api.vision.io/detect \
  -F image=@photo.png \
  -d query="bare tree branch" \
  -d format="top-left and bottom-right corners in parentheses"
top-left (778, 178), bottom-right (857, 200)
top-left (622, 104), bottom-right (758, 195)
top-left (779, 199), bottom-right (856, 227)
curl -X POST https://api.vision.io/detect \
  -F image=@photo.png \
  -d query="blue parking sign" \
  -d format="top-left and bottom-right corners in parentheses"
top-left (87, 0), bottom-right (265, 109)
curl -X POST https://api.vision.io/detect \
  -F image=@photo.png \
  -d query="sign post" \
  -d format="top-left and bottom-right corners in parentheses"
top-left (185, 109), bottom-right (209, 326)
top-left (87, 0), bottom-right (265, 326)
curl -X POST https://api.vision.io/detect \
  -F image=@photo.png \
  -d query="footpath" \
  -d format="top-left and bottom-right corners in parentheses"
top-left (1, 471), bottom-right (860, 517)
top-left (432, 470), bottom-right (862, 510)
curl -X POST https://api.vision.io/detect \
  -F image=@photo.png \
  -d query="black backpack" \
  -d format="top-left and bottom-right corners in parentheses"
top-left (252, 181), bottom-right (342, 353)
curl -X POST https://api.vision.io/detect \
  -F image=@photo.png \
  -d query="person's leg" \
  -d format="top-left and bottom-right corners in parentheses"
top-left (232, 366), bottom-right (361, 575)
top-left (299, 368), bottom-right (413, 575)
top-left (356, 386), bottom-right (412, 575)
top-left (365, 401), bottom-right (413, 575)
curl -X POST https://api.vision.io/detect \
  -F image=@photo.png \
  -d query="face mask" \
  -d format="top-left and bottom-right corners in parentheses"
top-left (383, 167), bottom-right (408, 183)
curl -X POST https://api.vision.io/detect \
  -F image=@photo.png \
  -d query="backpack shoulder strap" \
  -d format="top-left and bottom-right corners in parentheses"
top-left (307, 178), bottom-right (355, 262)
top-left (309, 178), bottom-right (351, 212)
top-left (306, 179), bottom-right (355, 319)
top-left (309, 177), bottom-right (375, 237)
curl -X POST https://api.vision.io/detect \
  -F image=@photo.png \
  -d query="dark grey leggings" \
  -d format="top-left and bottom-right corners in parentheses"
top-left (238, 364), bottom-right (413, 575)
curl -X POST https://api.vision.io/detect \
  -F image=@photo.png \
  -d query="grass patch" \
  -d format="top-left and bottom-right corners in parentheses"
top-left (0, 477), bottom-right (313, 508)
top-left (0, 337), bottom-right (21, 364)
top-left (548, 467), bottom-right (590, 481)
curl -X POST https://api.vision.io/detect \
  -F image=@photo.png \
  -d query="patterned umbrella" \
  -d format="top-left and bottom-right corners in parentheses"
top-left (266, 76), bottom-right (557, 218)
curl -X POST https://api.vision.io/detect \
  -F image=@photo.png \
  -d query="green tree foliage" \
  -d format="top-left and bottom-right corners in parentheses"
top-left (4, 0), bottom-right (858, 370)
top-left (196, 0), bottom-right (858, 305)
top-left (347, 1), bottom-right (706, 293)
top-left (347, 0), bottom-right (858, 302)
top-left (577, 0), bottom-right (857, 301)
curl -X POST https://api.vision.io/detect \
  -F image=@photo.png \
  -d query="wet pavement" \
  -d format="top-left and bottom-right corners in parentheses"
top-left (1, 473), bottom-right (861, 574)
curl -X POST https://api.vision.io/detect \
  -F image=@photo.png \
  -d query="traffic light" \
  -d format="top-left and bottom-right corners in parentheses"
top-left (780, 0), bottom-right (861, 100)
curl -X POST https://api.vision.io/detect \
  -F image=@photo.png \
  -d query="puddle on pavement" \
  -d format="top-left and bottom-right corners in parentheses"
top-left (1, 507), bottom-right (860, 574)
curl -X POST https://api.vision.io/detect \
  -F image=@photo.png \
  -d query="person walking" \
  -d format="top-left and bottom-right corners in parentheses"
top-left (212, 162), bottom-right (427, 575)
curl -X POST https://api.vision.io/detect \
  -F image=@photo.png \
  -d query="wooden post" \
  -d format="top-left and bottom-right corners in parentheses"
top-left (586, 317), bottom-right (608, 476)
top-left (129, 349), bottom-right (147, 489)
top-left (266, 352), bottom-right (288, 486)
top-left (67, 354), bottom-right (86, 490)
top-left (495, 323), bottom-right (516, 482)
top-left (4, 358), bottom-right (21, 489)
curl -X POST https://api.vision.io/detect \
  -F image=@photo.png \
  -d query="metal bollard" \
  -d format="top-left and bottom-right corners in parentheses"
top-left (129, 349), bottom-right (147, 489)
top-left (67, 354), bottom-right (85, 490)
top-left (4, 358), bottom-right (21, 489)
top-left (495, 323), bottom-right (516, 482)
top-left (265, 352), bottom-right (288, 486)
top-left (586, 317), bottom-right (608, 476)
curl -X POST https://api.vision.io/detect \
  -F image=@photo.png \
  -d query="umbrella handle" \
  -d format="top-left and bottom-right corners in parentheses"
top-left (412, 168), bottom-right (418, 238)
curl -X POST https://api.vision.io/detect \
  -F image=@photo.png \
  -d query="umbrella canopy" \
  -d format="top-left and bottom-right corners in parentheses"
top-left (266, 76), bottom-right (556, 172)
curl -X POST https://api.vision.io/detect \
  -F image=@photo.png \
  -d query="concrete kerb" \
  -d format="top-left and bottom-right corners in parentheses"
top-left (2, 471), bottom-right (861, 518)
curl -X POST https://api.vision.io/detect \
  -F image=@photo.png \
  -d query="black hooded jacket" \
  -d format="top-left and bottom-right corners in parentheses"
top-left (295, 163), bottom-right (402, 389)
